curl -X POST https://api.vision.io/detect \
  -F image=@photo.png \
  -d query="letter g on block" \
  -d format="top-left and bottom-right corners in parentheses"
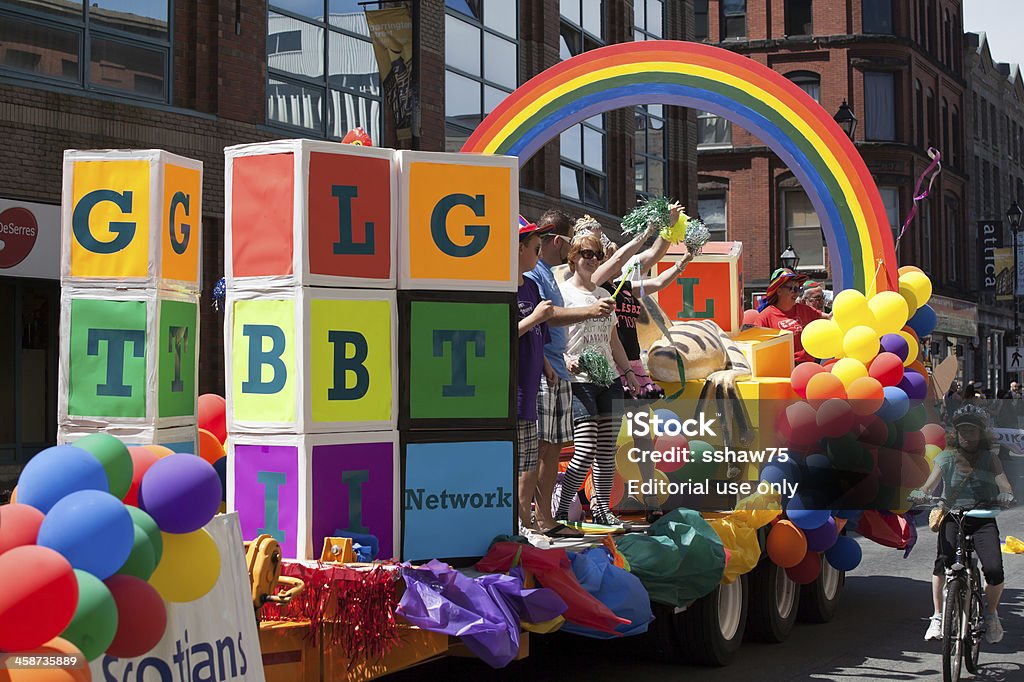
top-left (430, 193), bottom-right (489, 257)
top-left (73, 189), bottom-right (136, 254)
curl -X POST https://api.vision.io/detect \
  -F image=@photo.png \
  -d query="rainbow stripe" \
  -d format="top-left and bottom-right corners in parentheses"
top-left (462, 41), bottom-right (897, 293)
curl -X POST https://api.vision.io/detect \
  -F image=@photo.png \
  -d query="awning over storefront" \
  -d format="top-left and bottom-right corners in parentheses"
top-left (930, 294), bottom-right (978, 339)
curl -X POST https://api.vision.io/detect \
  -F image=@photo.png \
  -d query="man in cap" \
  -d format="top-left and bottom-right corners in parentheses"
top-left (751, 267), bottom-right (830, 364)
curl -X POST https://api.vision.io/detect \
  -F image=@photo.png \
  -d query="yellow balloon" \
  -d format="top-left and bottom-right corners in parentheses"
top-left (802, 319), bottom-right (843, 359)
top-left (868, 291), bottom-right (910, 335)
top-left (615, 443), bottom-right (642, 482)
top-left (651, 469), bottom-right (671, 505)
top-left (616, 418), bottom-right (632, 448)
top-left (898, 282), bottom-right (919, 313)
top-left (925, 444), bottom-right (942, 463)
top-left (897, 330), bottom-right (920, 367)
top-left (149, 529), bottom-right (221, 602)
top-left (832, 290), bottom-right (876, 331)
top-left (899, 271), bottom-right (932, 308)
top-left (831, 358), bottom-right (868, 388)
top-left (898, 265), bottom-right (924, 276)
top-left (842, 325), bottom-right (881, 364)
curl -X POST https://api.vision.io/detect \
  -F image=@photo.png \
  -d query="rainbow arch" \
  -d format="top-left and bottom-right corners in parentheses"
top-left (461, 40), bottom-right (897, 294)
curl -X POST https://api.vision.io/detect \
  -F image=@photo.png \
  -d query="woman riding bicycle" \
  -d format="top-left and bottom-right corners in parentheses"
top-left (910, 404), bottom-right (1014, 644)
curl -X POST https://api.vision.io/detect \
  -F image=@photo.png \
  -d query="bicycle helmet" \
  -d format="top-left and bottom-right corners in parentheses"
top-left (951, 404), bottom-right (991, 429)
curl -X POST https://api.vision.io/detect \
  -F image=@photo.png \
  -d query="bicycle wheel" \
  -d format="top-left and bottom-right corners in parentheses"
top-left (942, 577), bottom-right (966, 682)
top-left (963, 587), bottom-right (983, 674)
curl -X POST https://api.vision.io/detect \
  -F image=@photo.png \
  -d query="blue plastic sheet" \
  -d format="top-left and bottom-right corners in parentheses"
top-left (560, 547), bottom-right (654, 639)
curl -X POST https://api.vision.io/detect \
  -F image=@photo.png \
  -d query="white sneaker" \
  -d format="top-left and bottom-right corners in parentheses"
top-left (985, 613), bottom-right (1004, 644)
top-left (925, 615), bottom-right (943, 641)
top-left (519, 528), bottom-right (550, 549)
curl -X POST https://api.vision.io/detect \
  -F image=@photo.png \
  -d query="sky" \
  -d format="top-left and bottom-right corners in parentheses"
top-left (963, 1), bottom-right (1024, 68)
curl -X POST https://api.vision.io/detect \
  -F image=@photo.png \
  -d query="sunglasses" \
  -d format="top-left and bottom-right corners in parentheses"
top-left (780, 284), bottom-right (802, 293)
top-left (579, 249), bottom-right (605, 260)
top-left (543, 233), bottom-right (570, 243)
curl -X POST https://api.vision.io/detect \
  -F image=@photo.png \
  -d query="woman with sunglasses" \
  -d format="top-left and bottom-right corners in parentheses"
top-left (909, 405), bottom-right (1014, 643)
top-left (555, 233), bottom-right (641, 529)
top-left (751, 267), bottom-right (831, 364)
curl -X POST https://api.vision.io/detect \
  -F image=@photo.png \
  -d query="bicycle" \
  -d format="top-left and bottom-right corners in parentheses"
top-left (912, 496), bottom-right (1002, 682)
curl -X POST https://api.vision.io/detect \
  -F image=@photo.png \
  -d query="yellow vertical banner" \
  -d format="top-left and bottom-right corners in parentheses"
top-left (70, 160), bottom-right (151, 278)
top-left (161, 163), bottom-right (202, 285)
top-left (232, 298), bottom-right (296, 424)
top-left (309, 297), bottom-right (393, 424)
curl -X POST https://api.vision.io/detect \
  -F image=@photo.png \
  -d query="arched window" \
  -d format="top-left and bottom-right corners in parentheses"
top-left (915, 80), bottom-right (924, 149)
top-left (786, 70), bottom-right (820, 102)
top-left (926, 87), bottom-right (935, 146)
top-left (941, 97), bottom-right (949, 161)
top-left (951, 105), bottom-right (960, 167)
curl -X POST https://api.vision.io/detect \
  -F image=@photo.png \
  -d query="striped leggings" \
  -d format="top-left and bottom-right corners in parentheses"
top-left (556, 417), bottom-right (619, 519)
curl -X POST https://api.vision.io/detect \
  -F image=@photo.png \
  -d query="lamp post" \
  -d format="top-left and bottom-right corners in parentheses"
top-left (1007, 200), bottom-right (1023, 344)
top-left (780, 245), bottom-right (799, 271)
top-left (834, 100), bottom-right (858, 140)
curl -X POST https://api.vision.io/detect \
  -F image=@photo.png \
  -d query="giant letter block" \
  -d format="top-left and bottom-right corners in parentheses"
top-left (228, 432), bottom-right (399, 560)
top-left (655, 241), bottom-right (744, 335)
top-left (58, 287), bottom-right (198, 427)
top-left (225, 287), bottom-right (397, 433)
top-left (61, 150), bottom-right (202, 291)
top-left (398, 291), bottom-right (515, 429)
top-left (225, 139), bottom-right (397, 288)
top-left (401, 431), bottom-right (515, 566)
top-left (397, 151), bottom-right (518, 291)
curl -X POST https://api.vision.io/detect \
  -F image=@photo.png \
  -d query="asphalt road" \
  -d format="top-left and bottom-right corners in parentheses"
top-left (391, 477), bottom-right (1024, 680)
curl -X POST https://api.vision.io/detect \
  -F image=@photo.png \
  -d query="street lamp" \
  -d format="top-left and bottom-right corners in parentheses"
top-left (1007, 200), bottom-right (1024, 343)
top-left (834, 100), bottom-right (858, 140)
top-left (780, 245), bottom-right (800, 270)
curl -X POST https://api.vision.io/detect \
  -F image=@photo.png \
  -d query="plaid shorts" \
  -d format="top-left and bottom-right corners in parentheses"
top-left (517, 419), bottom-right (539, 473)
top-left (536, 374), bottom-right (574, 445)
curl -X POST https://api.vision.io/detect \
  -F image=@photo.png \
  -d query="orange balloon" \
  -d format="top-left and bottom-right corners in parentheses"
top-left (144, 445), bottom-right (174, 458)
top-left (0, 637), bottom-right (91, 682)
top-left (805, 372), bottom-right (847, 407)
top-left (9, 485), bottom-right (16, 504)
top-left (767, 520), bottom-right (808, 568)
top-left (196, 428), bottom-right (226, 465)
top-left (847, 376), bottom-right (885, 415)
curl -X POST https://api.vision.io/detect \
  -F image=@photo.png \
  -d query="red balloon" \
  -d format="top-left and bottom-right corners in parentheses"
top-left (777, 402), bottom-right (820, 448)
top-left (921, 423), bottom-right (946, 449)
top-left (805, 373), bottom-right (847, 407)
top-left (104, 575), bottom-right (168, 658)
top-left (816, 398), bottom-right (856, 438)
top-left (785, 550), bottom-right (823, 584)
top-left (197, 394), bottom-right (227, 444)
top-left (0, 546), bottom-right (78, 651)
top-left (653, 433), bottom-right (689, 473)
top-left (902, 430), bottom-right (926, 458)
top-left (858, 415), bottom-right (889, 447)
top-left (0, 503), bottom-right (45, 555)
top-left (877, 447), bottom-right (905, 488)
top-left (822, 359), bottom-right (839, 371)
top-left (902, 453), bottom-right (931, 489)
top-left (868, 352), bottom-right (905, 387)
top-left (791, 362), bottom-right (825, 399)
top-left (124, 447), bottom-right (160, 506)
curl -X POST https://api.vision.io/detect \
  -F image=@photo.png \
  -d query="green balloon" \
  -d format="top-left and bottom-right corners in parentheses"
top-left (118, 524), bottom-right (157, 580)
top-left (827, 435), bottom-right (873, 473)
top-left (62, 569), bottom-right (118, 661)
top-left (899, 404), bottom-right (927, 433)
top-left (76, 433), bottom-right (133, 499)
top-left (127, 506), bottom-right (163, 564)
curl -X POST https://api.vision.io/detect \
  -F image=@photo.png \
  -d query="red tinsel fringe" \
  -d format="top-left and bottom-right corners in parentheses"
top-left (262, 562), bottom-right (401, 668)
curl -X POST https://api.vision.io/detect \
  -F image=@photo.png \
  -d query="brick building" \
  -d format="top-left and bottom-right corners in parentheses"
top-left (694, 0), bottom-right (974, 377)
top-left (0, 0), bottom-right (700, 469)
top-left (963, 31), bottom-right (1022, 392)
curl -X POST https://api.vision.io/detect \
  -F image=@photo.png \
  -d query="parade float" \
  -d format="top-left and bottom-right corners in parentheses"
top-left (0, 41), bottom-right (949, 681)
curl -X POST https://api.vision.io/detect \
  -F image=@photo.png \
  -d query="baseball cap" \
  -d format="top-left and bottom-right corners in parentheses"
top-left (519, 215), bottom-right (552, 240)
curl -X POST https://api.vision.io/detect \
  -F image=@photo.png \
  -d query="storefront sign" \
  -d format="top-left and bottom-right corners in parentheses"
top-left (0, 198), bottom-right (59, 279)
top-left (978, 221), bottom-right (1003, 292)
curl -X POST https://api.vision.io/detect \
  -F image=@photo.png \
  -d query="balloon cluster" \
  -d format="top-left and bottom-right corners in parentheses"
top-left (0, 431), bottom-right (223, 664)
top-left (766, 512), bottom-right (862, 580)
top-left (197, 394), bottom-right (229, 511)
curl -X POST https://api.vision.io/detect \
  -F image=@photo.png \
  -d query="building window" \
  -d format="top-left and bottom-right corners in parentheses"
top-left (787, 70), bottom-right (820, 102)
top-left (973, 94), bottom-right (979, 140)
top-left (698, 193), bottom-right (727, 241)
top-left (994, 163), bottom-right (1002, 218)
top-left (444, 0), bottom-right (519, 150)
top-left (784, 190), bottom-right (824, 270)
top-left (941, 97), bottom-right (949, 161)
top-left (991, 102), bottom-right (998, 149)
top-left (983, 160), bottom-right (991, 216)
top-left (267, 2), bottom-right (383, 142)
top-left (785, 0), bottom-right (812, 36)
top-left (721, 0), bottom-right (746, 40)
top-left (975, 156), bottom-right (980, 212)
top-left (634, 0), bottom-right (666, 201)
top-left (0, 1), bottom-right (171, 101)
top-left (560, 0), bottom-right (606, 208)
top-left (863, 0), bottom-right (893, 34)
top-left (864, 72), bottom-right (896, 141)
top-left (915, 80), bottom-right (924, 149)
top-left (945, 193), bottom-right (959, 282)
top-left (878, 186), bottom-right (900, 243)
top-left (951, 106), bottom-right (960, 168)
top-left (698, 110), bottom-right (732, 147)
top-left (695, 0), bottom-right (709, 41)
top-left (980, 96), bottom-right (988, 141)
top-left (926, 87), bottom-right (935, 146)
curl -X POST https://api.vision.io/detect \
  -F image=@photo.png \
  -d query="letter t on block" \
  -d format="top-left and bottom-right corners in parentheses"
top-left (87, 328), bottom-right (146, 397)
top-left (432, 330), bottom-right (485, 397)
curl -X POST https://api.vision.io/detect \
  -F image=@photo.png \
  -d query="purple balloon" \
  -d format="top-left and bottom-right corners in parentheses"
top-left (139, 454), bottom-right (221, 534)
top-left (879, 333), bottom-right (910, 362)
top-left (804, 516), bottom-right (839, 552)
top-left (898, 371), bottom-right (928, 401)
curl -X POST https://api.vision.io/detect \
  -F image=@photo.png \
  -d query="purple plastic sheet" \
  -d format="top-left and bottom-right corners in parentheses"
top-left (397, 559), bottom-right (566, 668)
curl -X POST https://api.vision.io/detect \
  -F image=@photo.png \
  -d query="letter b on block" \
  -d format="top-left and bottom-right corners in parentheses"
top-left (232, 299), bottom-right (296, 426)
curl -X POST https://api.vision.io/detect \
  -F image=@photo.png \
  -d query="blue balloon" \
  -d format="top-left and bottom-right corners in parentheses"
top-left (825, 535), bottom-right (862, 571)
top-left (37, 490), bottom-right (134, 580)
top-left (907, 304), bottom-right (937, 338)
top-left (213, 456), bottom-right (227, 502)
top-left (786, 494), bottom-right (832, 530)
top-left (760, 463), bottom-right (789, 486)
top-left (17, 445), bottom-right (109, 513)
top-left (653, 408), bottom-right (682, 432)
top-left (877, 386), bottom-right (910, 422)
